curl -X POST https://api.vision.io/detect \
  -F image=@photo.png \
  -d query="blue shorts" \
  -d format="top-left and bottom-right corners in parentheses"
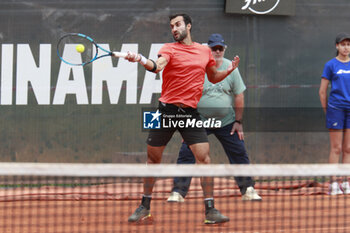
top-left (326, 106), bottom-right (350, 129)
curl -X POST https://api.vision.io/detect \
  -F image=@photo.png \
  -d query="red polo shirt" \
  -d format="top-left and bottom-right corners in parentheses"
top-left (158, 42), bottom-right (216, 108)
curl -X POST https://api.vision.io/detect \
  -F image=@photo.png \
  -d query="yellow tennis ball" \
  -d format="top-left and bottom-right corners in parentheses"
top-left (76, 44), bottom-right (85, 53)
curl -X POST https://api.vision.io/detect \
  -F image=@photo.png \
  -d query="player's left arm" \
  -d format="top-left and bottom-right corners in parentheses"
top-left (206, 56), bottom-right (240, 84)
top-left (230, 92), bottom-right (244, 140)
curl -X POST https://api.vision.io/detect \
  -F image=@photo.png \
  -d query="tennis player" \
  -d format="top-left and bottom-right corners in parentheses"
top-left (167, 33), bottom-right (261, 203)
top-left (319, 32), bottom-right (350, 195)
top-left (123, 13), bottom-right (239, 224)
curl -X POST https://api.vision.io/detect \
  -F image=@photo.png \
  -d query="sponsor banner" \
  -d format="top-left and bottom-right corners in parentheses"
top-left (225, 0), bottom-right (295, 16)
top-left (0, 43), bottom-right (163, 105)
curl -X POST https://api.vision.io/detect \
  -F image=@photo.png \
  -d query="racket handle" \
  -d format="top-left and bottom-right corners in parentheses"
top-left (112, 52), bottom-right (127, 58)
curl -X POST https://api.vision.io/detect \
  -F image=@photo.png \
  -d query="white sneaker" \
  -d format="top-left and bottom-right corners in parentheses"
top-left (242, 187), bottom-right (262, 201)
top-left (341, 181), bottom-right (350, 194)
top-left (329, 182), bottom-right (343, 195)
top-left (167, 192), bottom-right (185, 203)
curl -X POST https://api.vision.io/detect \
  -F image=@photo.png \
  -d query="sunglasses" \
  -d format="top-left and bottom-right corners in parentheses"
top-left (211, 46), bottom-right (225, 52)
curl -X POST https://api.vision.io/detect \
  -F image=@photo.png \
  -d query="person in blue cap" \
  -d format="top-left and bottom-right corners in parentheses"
top-left (167, 33), bottom-right (262, 202)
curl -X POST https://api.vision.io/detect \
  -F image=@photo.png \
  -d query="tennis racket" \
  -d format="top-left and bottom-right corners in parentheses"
top-left (57, 33), bottom-right (127, 66)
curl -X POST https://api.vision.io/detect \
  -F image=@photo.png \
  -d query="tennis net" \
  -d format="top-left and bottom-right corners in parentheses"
top-left (0, 163), bottom-right (350, 233)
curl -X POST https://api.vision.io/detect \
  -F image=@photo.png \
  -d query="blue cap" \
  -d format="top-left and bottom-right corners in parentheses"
top-left (208, 33), bottom-right (226, 47)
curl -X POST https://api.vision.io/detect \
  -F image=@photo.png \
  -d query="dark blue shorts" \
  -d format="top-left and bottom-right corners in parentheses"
top-left (326, 105), bottom-right (350, 129)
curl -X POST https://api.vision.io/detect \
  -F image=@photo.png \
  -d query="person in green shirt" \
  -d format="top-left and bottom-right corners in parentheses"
top-left (167, 33), bottom-right (261, 202)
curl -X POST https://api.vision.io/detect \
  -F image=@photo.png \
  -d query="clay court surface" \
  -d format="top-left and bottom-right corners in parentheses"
top-left (0, 177), bottom-right (349, 232)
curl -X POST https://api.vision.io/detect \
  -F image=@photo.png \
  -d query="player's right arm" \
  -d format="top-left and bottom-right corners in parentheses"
top-left (319, 78), bottom-right (329, 114)
top-left (124, 52), bottom-right (168, 73)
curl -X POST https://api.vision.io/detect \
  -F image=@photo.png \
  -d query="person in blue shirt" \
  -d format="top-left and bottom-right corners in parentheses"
top-left (319, 32), bottom-right (350, 195)
top-left (167, 34), bottom-right (261, 202)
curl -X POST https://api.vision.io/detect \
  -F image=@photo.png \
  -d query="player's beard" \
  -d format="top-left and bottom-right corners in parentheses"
top-left (173, 29), bottom-right (188, 42)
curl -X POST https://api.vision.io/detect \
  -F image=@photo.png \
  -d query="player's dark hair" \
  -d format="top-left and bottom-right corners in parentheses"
top-left (169, 13), bottom-right (192, 29)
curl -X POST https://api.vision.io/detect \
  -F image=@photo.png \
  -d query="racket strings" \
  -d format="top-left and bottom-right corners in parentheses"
top-left (57, 35), bottom-right (97, 66)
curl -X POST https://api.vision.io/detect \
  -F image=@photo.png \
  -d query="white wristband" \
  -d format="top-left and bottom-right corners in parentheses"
top-left (139, 54), bottom-right (147, 65)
